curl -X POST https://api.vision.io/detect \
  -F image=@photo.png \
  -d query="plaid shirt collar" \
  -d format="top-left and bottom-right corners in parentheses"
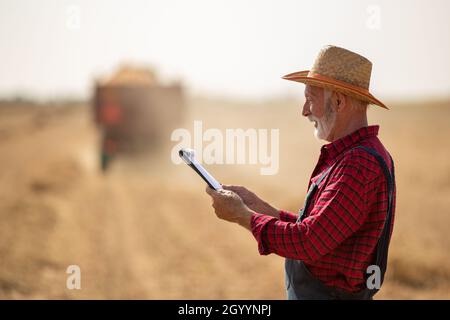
top-left (320, 125), bottom-right (380, 163)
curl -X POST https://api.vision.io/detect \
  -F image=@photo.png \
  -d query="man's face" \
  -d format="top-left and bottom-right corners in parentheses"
top-left (302, 85), bottom-right (336, 141)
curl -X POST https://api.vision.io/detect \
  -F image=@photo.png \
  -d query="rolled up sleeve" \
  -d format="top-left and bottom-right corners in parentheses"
top-left (279, 210), bottom-right (298, 223)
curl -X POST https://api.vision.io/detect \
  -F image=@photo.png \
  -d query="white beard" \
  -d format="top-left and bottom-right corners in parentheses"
top-left (311, 112), bottom-right (336, 141)
top-left (311, 106), bottom-right (336, 141)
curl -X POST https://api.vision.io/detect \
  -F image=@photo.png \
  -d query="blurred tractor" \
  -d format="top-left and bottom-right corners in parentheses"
top-left (92, 65), bottom-right (184, 172)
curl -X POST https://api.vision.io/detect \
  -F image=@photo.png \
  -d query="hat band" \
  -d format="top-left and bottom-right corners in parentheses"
top-left (307, 71), bottom-right (370, 96)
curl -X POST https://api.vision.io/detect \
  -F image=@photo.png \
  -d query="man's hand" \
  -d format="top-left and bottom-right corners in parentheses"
top-left (222, 185), bottom-right (280, 219)
top-left (205, 187), bottom-right (253, 230)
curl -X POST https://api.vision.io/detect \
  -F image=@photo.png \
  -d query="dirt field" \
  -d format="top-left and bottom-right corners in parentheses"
top-left (0, 97), bottom-right (449, 299)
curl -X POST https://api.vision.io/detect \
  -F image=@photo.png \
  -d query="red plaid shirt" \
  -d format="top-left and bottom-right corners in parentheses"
top-left (251, 125), bottom-right (396, 292)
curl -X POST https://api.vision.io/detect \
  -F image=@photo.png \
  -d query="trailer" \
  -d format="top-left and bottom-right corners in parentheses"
top-left (93, 66), bottom-right (184, 171)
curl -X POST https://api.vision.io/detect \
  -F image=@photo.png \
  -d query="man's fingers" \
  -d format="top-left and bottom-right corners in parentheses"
top-left (222, 185), bottom-right (243, 192)
top-left (206, 186), bottom-right (225, 198)
top-left (206, 186), bottom-right (238, 205)
top-left (205, 186), bottom-right (216, 196)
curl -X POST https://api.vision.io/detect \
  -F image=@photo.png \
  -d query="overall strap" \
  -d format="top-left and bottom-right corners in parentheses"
top-left (298, 144), bottom-right (362, 222)
top-left (298, 165), bottom-right (333, 222)
top-left (353, 146), bottom-right (395, 287)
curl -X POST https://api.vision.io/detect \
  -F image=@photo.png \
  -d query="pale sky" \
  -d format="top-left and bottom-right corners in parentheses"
top-left (1, 0), bottom-right (449, 100)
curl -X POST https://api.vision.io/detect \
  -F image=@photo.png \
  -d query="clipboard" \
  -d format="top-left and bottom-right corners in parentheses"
top-left (179, 148), bottom-right (222, 191)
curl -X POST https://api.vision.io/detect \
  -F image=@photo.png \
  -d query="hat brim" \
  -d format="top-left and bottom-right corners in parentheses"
top-left (282, 70), bottom-right (388, 110)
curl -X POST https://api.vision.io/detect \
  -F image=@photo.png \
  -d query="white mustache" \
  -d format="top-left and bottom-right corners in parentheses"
top-left (308, 117), bottom-right (319, 124)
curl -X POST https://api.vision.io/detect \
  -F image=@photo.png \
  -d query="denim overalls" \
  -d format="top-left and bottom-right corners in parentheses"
top-left (285, 146), bottom-right (395, 300)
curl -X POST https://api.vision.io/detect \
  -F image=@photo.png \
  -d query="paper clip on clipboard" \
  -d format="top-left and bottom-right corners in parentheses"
top-left (179, 148), bottom-right (222, 191)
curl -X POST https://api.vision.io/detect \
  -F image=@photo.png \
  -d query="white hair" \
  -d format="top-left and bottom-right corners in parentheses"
top-left (323, 88), bottom-right (368, 112)
top-left (348, 96), bottom-right (369, 112)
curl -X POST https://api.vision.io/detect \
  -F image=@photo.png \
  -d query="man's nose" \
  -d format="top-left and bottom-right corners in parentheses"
top-left (302, 102), bottom-right (311, 117)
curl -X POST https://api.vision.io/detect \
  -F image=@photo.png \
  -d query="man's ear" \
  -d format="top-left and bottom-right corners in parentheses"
top-left (331, 91), bottom-right (347, 112)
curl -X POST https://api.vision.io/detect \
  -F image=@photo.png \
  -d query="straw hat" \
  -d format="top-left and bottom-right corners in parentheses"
top-left (282, 45), bottom-right (388, 109)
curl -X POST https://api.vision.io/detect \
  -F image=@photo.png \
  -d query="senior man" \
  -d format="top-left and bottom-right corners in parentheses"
top-left (205, 45), bottom-right (396, 300)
